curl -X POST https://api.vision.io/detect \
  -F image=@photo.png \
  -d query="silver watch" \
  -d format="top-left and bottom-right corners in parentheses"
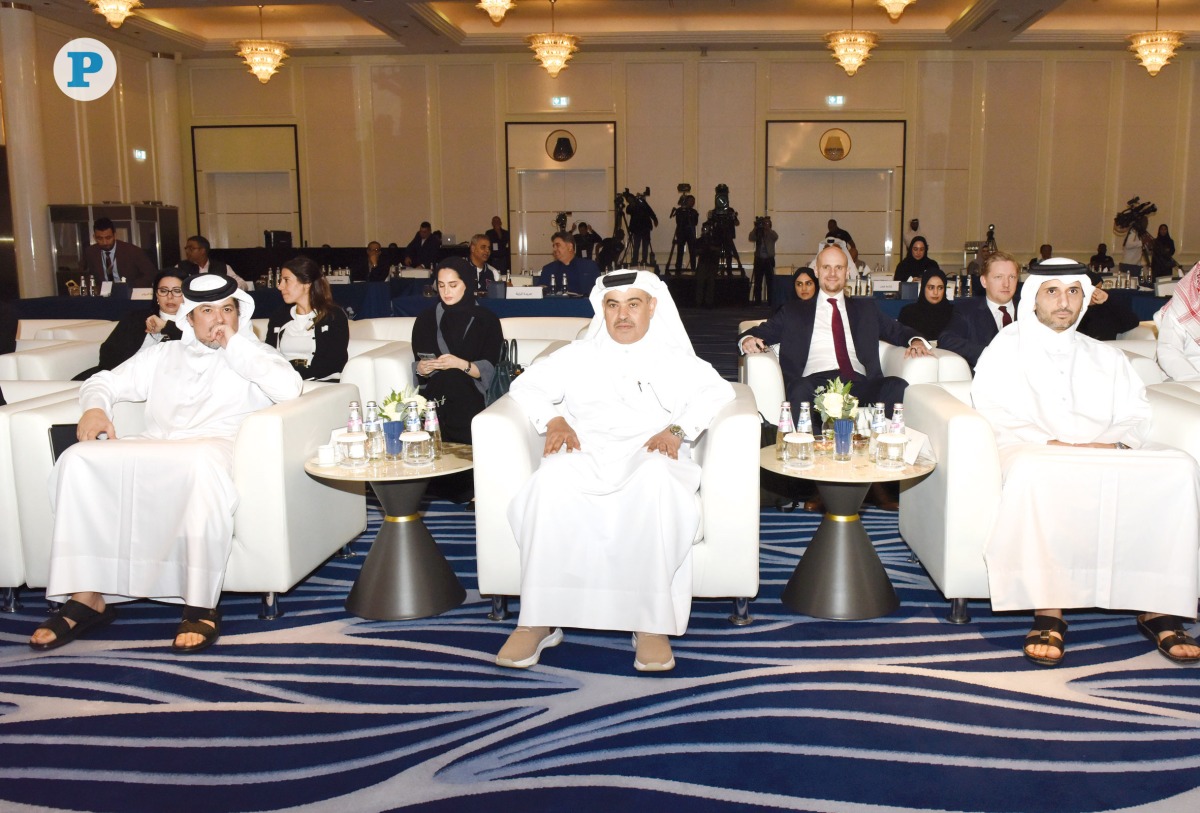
top-left (668, 424), bottom-right (685, 440)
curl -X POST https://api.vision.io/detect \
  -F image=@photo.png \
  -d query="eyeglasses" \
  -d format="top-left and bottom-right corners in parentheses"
top-left (156, 287), bottom-right (184, 297)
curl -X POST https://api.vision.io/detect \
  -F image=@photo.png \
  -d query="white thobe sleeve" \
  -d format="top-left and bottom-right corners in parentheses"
top-left (673, 358), bottom-right (736, 441)
top-left (507, 347), bottom-right (571, 433)
top-left (222, 332), bottom-right (304, 403)
top-left (79, 343), bottom-right (166, 415)
top-left (1155, 316), bottom-right (1200, 382)
top-left (1094, 357), bottom-right (1151, 448)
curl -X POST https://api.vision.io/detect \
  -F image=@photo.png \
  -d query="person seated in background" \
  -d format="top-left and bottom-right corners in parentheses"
top-left (180, 235), bottom-right (250, 290)
top-left (486, 216), bottom-right (511, 274)
top-left (538, 231), bottom-right (600, 295)
top-left (498, 271), bottom-right (734, 672)
top-left (266, 256), bottom-right (349, 381)
top-left (1077, 272), bottom-right (1139, 341)
top-left (467, 233), bottom-right (502, 291)
top-left (1154, 261), bottom-right (1200, 381)
top-left (791, 266), bottom-right (818, 303)
top-left (1089, 243), bottom-right (1115, 273)
top-left (79, 217), bottom-right (157, 288)
top-left (972, 258), bottom-right (1200, 667)
top-left (898, 269), bottom-right (953, 341)
top-left (1029, 244), bottom-right (1052, 266)
top-left (412, 257), bottom-right (503, 443)
top-left (73, 271), bottom-right (186, 380)
top-left (937, 250), bottom-right (1020, 370)
top-left (826, 219), bottom-right (853, 246)
top-left (353, 241), bottom-right (391, 282)
top-left (405, 221), bottom-right (442, 269)
top-left (573, 222), bottom-right (603, 262)
top-left (893, 235), bottom-right (940, 282)
top-left (30, 274), bottom-right (302, 654)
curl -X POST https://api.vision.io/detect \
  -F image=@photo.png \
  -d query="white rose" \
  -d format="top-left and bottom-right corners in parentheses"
top-left (826, 393), bottom-right (843, 417)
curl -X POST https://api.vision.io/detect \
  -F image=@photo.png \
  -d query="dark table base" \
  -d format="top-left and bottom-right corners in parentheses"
top-left (780, 480), bottom-right (899, 620)
top-left (344, 479), bottom-right (466, 621)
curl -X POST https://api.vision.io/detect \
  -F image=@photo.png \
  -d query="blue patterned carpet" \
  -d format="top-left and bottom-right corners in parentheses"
top-left (1, 501), bottom-right (1198, 813)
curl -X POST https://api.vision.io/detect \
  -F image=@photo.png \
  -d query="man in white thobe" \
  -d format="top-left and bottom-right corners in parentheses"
top-left (30, 274), bottom-right (302, 653)
top-left (1155, 261), bottom-right (1200, 381)
top-left (973, 258), bottom-right (1200, 666)
top-left (498, 270), bottom-right (734, 672)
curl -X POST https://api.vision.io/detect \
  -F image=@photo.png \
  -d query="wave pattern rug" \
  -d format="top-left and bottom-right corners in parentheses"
top-left (1, 501), bottom-right (1198, 813)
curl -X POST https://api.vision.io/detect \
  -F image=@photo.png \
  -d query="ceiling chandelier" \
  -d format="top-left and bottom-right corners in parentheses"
top-left (478, 0), bottom-right (515, 24)
top-left (88, 0), bottom-right (142, 29)
top-left (826, 0), bottom-right (878, 77)
top-left (1128, 0), bottom-right (1184, 77)
top-left (235, 6), bottom-right (290, 85)
top-left (876, 0), bottom-right (915, 22)
top-left (527, 0), bottom-right (579, 78)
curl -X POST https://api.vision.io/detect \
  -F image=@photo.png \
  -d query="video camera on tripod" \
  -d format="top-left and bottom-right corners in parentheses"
top-left (1115, 197), bottom-right (1157, 231)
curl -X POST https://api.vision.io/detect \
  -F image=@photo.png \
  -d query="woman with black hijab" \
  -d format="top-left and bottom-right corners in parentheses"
top-left (412, 257), bottom-right (504, 444)
top-left (893, 235), bottom-right (941, 282)
top-left (898, 268), bottom-right (954, 341)
top-left (1151, 223), bottom-right (1176, 279)
top-left (791, 266), bottom-right (818, 303)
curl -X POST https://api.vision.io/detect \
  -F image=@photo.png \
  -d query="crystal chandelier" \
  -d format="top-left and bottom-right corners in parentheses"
top-left (235, 6), bottom-right (290, 85)
top-left (527, 0), bottom-right (579, 78)
top-left (89, 0), bottom-right (142, 29)
top-left (876, 0), bottom-right (915, 21)
top-left (1128, 0), bottom-right (1184, 77)
top-left (478, 0), bottom-right (515, 24)
top-left (826, 1), bottom-right (878, 77)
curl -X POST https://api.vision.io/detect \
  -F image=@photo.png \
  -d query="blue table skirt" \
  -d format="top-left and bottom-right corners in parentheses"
top-left (390, 295), bottom-right (595, 318)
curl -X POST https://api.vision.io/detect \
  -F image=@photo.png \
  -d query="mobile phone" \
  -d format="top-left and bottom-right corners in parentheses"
top-left (418, 352), bottom-right (436, 360)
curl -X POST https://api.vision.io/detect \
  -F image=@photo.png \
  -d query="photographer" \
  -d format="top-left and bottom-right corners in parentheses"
top-left (1114, 197), bottom-right (1155, 281)
top-left (748, 215), bottom-right (778, 305)
top-left (668, 187), bottom-right (700, 273)
top-left (627, 189), bottom-right (658, 266)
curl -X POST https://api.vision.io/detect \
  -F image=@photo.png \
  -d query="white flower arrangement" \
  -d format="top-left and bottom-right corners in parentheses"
top-left (379, 386), bottom-right (442, 422)
top-left (813, 377), bottom-right (859, 422)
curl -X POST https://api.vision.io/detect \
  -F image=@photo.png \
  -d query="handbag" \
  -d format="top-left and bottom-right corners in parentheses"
top-left (485, 338), bottom-right (521, 405)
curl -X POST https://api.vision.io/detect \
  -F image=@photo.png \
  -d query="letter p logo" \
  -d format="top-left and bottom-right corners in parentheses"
top-left (54, 39), bottom-right (117, 102)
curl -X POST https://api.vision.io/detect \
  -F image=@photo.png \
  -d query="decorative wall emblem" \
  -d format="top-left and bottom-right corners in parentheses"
top-left (820, 128), bottom-right (851, 161)
top-left (546, 130), bottom-right (576, 162)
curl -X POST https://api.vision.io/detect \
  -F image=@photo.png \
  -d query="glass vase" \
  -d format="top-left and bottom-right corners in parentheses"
top-left (833, 418), bottom-right (854, 462)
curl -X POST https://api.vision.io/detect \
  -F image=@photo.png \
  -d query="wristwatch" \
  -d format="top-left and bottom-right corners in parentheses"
top-left (668, 424), bottom-right (685, 440)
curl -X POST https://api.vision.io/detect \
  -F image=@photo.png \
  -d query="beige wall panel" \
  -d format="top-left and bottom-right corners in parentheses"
top-left (437, 63), bottom-right (498, 244)
top-left (914, 61), bottom-right (972, 170)
top-left (913, 169), bottom-right (970, 265)
top-left (194, 127), bottom-right (297, 173)
top-left (120, 54), bottom-right (157, 203)
top-left (979, 61), bottom-right (1043, 252)
top-left (699, 61), bottom-right (755, 219)
top-left (505, 62), bottom-right (615, 114)
top-left (189, 65), bottom-right (296, 119)
top-left (35, 29), bottom-right (83, 202)
top-left (84, 83), bottom-right (123, 203)
top-left (1116, 62), bottom-right (1181, 222)
top-left (1182, 61), bottom-right (1200, 254)
top-left (767, 60), bottom-right (905, 112)
top-left (301, 65), bottom-right (361, 246)
top-left (626, 62), bottom-right (685, 243)
top-left (370, 64), bottom-right (431, 245)
top-left (1046, 61), bottom-right (1112, 254)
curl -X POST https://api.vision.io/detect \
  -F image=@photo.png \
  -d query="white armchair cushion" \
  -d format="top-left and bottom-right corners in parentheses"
top-left (39, 322), bottom-right (118, 342)
top-left (348, 317), bottom-right (417, 342)
top-left (340, 341), bottom-right (415, 405)
top-left (7, 341), bottom-right (99, 380)
top-left (19, 319), bottom-right (109, 340)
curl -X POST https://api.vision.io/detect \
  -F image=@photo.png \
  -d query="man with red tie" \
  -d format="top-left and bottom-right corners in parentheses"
top-left (738, 238), bottom-right (930, 428)
top-left (79, 217), bottom-right (157, 289)
top-left (936, 251), bottom-right (1020, 370)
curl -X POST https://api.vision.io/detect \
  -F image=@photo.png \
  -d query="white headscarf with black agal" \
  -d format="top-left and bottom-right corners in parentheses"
top-left (177, 274), bottom-right (256, 345)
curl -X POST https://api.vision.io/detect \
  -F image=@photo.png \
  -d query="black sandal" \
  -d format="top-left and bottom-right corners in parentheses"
top-left (1023, 615), bottom-right (1068, 667)
top-left (29, 599), bottom-right (117, 651)
top-left (172, 606), bottom-right (221, 654)
top-left (1137, 614), bottom-right (1200, 665)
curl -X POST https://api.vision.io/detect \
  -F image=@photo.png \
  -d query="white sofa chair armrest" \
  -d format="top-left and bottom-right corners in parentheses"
top-left (339, 341), bottom-right (414, 405)
top-left (13, 341), bottom-right (99, 381)
top-left (0, 380), bottom-right (80, 402)
top-left (744, 351), bottom-right (785, 423)
top-left (21, 319), bottom-right (108, 340)
top-left (1118, 325), bottom-right (1157, 341)
top-left (879, 341), bottom-right (939, 385)
top-left (41, 322), bottom-right (118, 342)
top-left (930, 348), bottom-right (972, 382)
top-left (1146, 383), bottom-right (1200, 465)
top-left (471, 394), bottom-right (543, 596)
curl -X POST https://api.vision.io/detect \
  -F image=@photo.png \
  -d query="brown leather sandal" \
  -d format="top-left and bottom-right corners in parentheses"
top-left (1137, 614), bottom-right (1200, 665)
top-left (1023, 615), bottom-right (1067, 667)
top-left (172, 606), bottom-right (221, 654)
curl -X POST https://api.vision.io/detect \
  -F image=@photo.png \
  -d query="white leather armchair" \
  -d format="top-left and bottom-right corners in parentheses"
top-left (8, 382), bottom-right (366, 618)
top-left (499, 317), bottom-right (591, 367)
top-left (0, 341), bottom-right (100, 381)
top-left (471, 382), bottom-right (762, 623)
top-left (899, 380), bottom-right (1200, 623)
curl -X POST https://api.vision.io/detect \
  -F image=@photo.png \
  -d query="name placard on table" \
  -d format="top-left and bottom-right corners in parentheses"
top-left (507, 286), bottom-right (544, 299)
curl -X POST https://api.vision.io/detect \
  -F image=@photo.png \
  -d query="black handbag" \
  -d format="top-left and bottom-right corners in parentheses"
top-left (485, 338), bottom-right (521, 405)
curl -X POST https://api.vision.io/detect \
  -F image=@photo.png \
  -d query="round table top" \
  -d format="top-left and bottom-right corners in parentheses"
top-left (759, 445), bottom-right (934, 484)
top-left (305, 442), bottom-right (473, 482)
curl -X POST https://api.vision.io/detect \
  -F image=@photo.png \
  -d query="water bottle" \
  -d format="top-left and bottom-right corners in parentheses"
top-left (364, 401), bottom-right (384, 460)
top-left (890, 404), bottom-right (905, 435)
top-left (403, 401), bottom-right (422, 433)
top-left (87, 275), bottom-right (96, 297)
top-left (870, 401), bottom-right (888, 457)
top-left (347, 400), bottom-right (363, 433)
top-left (775, 401), bottom-right (795, 460)
top-left (795, 402), bottom-right (813, 436)
top-left (423, 403), bottom-right (443, 458)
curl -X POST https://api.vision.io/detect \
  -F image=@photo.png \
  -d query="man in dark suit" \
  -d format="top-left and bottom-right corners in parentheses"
top-left (181, 235), bottom-right (250, 290)
top-left (739, 239), bottom-right (930, 422)
top-left (404, 222), bottom-right (441, 269)
top-left (79, 217), bottom-right (157, 288)
top-left (352, 241), bottom-right (391, 282)
top-left (937, 250), bottom-right (1020, 370)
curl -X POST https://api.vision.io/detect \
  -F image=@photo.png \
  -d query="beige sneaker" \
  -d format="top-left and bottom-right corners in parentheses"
top-left (496, 626), bottom-right (563, 668)
top-left (632, 632), bottom-right (675, 672)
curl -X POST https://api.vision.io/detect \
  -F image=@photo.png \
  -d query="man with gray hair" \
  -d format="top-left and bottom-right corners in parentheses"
top-left (29, 274), bottom-right (302, 654)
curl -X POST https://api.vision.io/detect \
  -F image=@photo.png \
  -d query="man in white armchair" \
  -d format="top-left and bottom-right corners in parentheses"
top-left (497, 271), bottom-right (734, 672)
top-left (973, 258), bottom-right (1200, 667)
top-left (29, 274), bottom-right (302, 654)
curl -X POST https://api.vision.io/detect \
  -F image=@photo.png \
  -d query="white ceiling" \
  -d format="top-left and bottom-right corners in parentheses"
top-left (33, 0), bottom-right (1200, 58)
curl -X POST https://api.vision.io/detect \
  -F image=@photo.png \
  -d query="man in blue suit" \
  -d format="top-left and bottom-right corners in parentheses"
top-left (538, 231), bottom-right (600, 295)
top-left (739, 239), bottom-right (930, 423)
top-left (937, 251), bottom-right (1020, 370)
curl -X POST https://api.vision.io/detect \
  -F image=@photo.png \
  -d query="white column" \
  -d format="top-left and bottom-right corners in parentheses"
top-left (0, 2), bottom-right (54, 297)
top-left (149, 52), bottom-right (183, 209)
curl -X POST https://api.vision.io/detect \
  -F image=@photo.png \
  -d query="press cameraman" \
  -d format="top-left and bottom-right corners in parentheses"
top-left (1114, 197), bottom-right (1155, 281)
top-left (747, 215), bottom-right (778, 305)
top-left (626, 188), bottom-right (658, 266)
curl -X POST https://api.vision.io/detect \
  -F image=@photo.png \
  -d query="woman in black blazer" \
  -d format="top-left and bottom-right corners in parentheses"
top-left (73, 270), bottom-right (185, 380)
top-left (266, 256), bottom-right (349, 381)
